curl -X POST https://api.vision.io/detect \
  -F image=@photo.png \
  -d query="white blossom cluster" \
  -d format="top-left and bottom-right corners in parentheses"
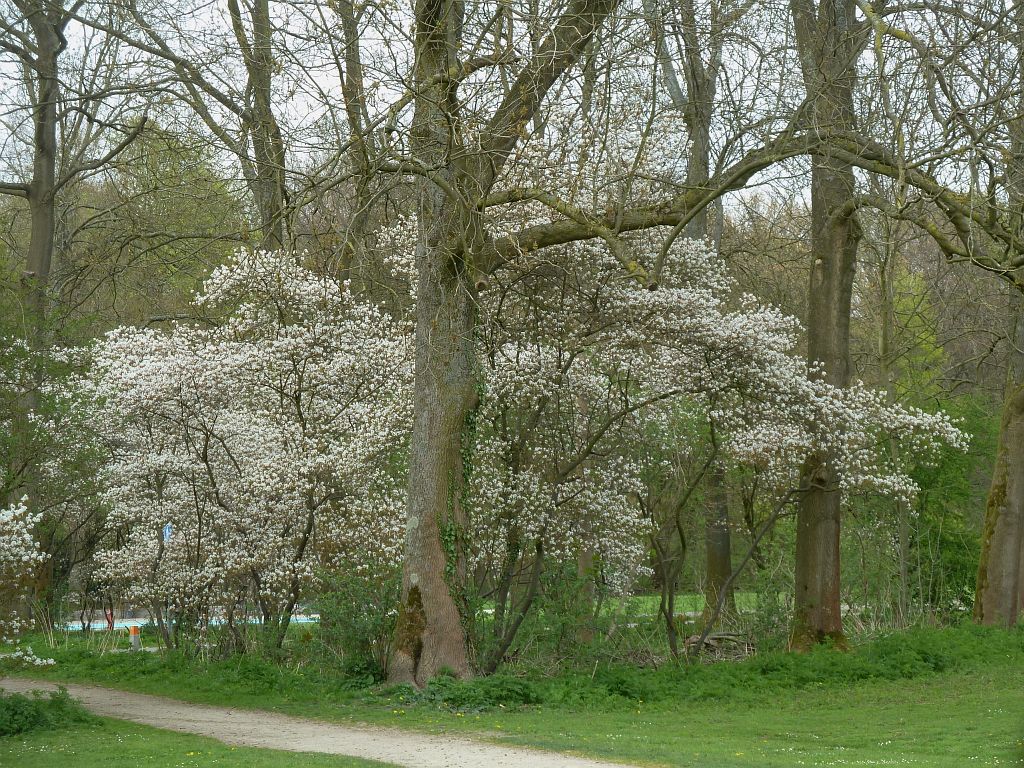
top-left (372, 215), bottom-right (419, 302)
top-left (468, 344), bottom-right (651, 594)
top-left (466, 236), bottom-right (966, 597)
top-left (0, 497), bottom-right (47, 649)
top-left (83, 232), bottom-right (965, 631)
top-left (3, 645), bottom-right (56, 666)
top-left (87, 250), bottom-right (412, 632)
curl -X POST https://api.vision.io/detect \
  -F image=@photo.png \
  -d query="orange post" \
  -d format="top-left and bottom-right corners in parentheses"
top-left (129, 624), bottom-right (141, 651)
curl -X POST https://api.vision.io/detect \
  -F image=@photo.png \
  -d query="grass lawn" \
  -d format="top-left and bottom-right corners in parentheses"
top-left (0, 718), bottom-right (391, 768)
top-left (5, 625), bottom-right (1024, 767)
top-left (373, 664), bottom-right (1024, 767)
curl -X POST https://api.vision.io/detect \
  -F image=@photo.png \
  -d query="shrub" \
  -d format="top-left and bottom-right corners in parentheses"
top-left (416, 673), bottom-right (545, 711)
top-left (0, 687), bottom-right (95, 736)
top-left (312, 568), bottom-right (401, 680)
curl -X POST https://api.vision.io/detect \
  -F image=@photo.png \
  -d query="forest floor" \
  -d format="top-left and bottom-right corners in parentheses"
top-left (3, 625), bottom-right (1023, 767)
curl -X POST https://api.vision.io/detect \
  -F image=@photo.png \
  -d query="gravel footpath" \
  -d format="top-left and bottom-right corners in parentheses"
top-left (1, 676), bottom-right (640, 768)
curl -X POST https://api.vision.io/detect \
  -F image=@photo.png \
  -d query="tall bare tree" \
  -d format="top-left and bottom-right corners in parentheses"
top-left (787, 0), bottom-right (864, 649)
top-left (391, 0), bottom-right (622, 684)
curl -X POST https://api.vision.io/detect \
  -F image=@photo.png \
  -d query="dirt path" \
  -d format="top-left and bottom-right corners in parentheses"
top-left (1, 677), bottom-right (639, 768)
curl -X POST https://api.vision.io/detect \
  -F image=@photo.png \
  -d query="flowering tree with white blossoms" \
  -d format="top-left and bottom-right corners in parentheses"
top-left (0, 497), bottom-right (53, 665)
top-left (89, 250), bottom-right (412, 650)
top-left (463, 235), bottom-right (965, 667)
top-left (85, 234), bottom-right (964, 668)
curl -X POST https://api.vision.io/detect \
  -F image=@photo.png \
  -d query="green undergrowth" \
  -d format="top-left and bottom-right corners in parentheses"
top-left (406, 623), bottom-right (1024, 710)
top-left (3, 624), bottom-right (1022, 767)
top-left (7, 623), bottom-right (1023, 714)
top-left (0, 687), bottom-right (95, 736)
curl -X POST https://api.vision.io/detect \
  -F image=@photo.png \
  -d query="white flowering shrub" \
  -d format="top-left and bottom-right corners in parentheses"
top-left (85, 234), bottom-right (964, 662)
top-left (88, 250), bottom-right (412, 648)
top-left (459, 235), bottom-right (965, 662)
top-left (0, 497), bottom-right (54, 665)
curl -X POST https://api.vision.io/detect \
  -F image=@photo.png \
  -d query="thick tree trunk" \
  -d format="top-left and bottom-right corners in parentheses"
top-left (389, 0), bottom-right (620, 684)
top-left (791, 154), bottom-right (858, 649)
top-left (391, 265), bottom-right (477, 683)
top-left (390, 0), bottom-right (476, 685)
top-left (974, 4), bottom-right (1024, 629)
top-left (789, 0), bottom-right (860, 650)
top-left (974, 290), bottom-right (1024, 627)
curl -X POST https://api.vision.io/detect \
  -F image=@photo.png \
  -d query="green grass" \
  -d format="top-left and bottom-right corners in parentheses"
top-left (0, 718), bottom-right (391, 768)
top-left (374, 664), bottom-right (1024, 766)
top-left (6, 625), bottom-right (1024, 767)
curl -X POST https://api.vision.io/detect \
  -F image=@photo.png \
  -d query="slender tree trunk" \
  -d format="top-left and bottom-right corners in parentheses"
top-left (332, 0), bottom-right (379, 284)
top-left (251, 1), bottom-right (286, 251)
top-left (229, 0), bottom-right (288, 249)
top-left (19, 10), bottom-right (61, 349)
top-left (789, 0), bottom-right (860, 650)
top-left (652, 0), bottom-right (739, 628)
top-left (877, 243), bottom-right (911, 623)
top-left (575, 546), bottom-right (596, 643)
top-left (12, 10), bottom-right (63, 620)
top-left (703, 464), bottom-right (735, 625)
top-left (484, 541), bottom-right (543, 673)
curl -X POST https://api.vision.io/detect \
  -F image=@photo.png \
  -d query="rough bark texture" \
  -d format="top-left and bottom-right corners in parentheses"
top-left (390, 0), bottom-right (476, 686)
top-left (974, 290), bottom-right (1024, 627)
top-left (228, 0), bottom-right (288, 249)
top-left (20, 4), bottom-right (61, 346)
top-left (974, 5), bottom-right (1024, 628)
top-left (390, 247), bottom-right (478, 682)
top-left (789, 0), bottom-right (860, 650)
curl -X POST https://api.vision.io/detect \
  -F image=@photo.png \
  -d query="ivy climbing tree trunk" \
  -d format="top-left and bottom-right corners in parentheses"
top-left (390, 0), bottom-right (477, 686)
top-left (391, 256), bottom-right (478, 681)
top-left (789, 0), bottom-right (861, 650)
